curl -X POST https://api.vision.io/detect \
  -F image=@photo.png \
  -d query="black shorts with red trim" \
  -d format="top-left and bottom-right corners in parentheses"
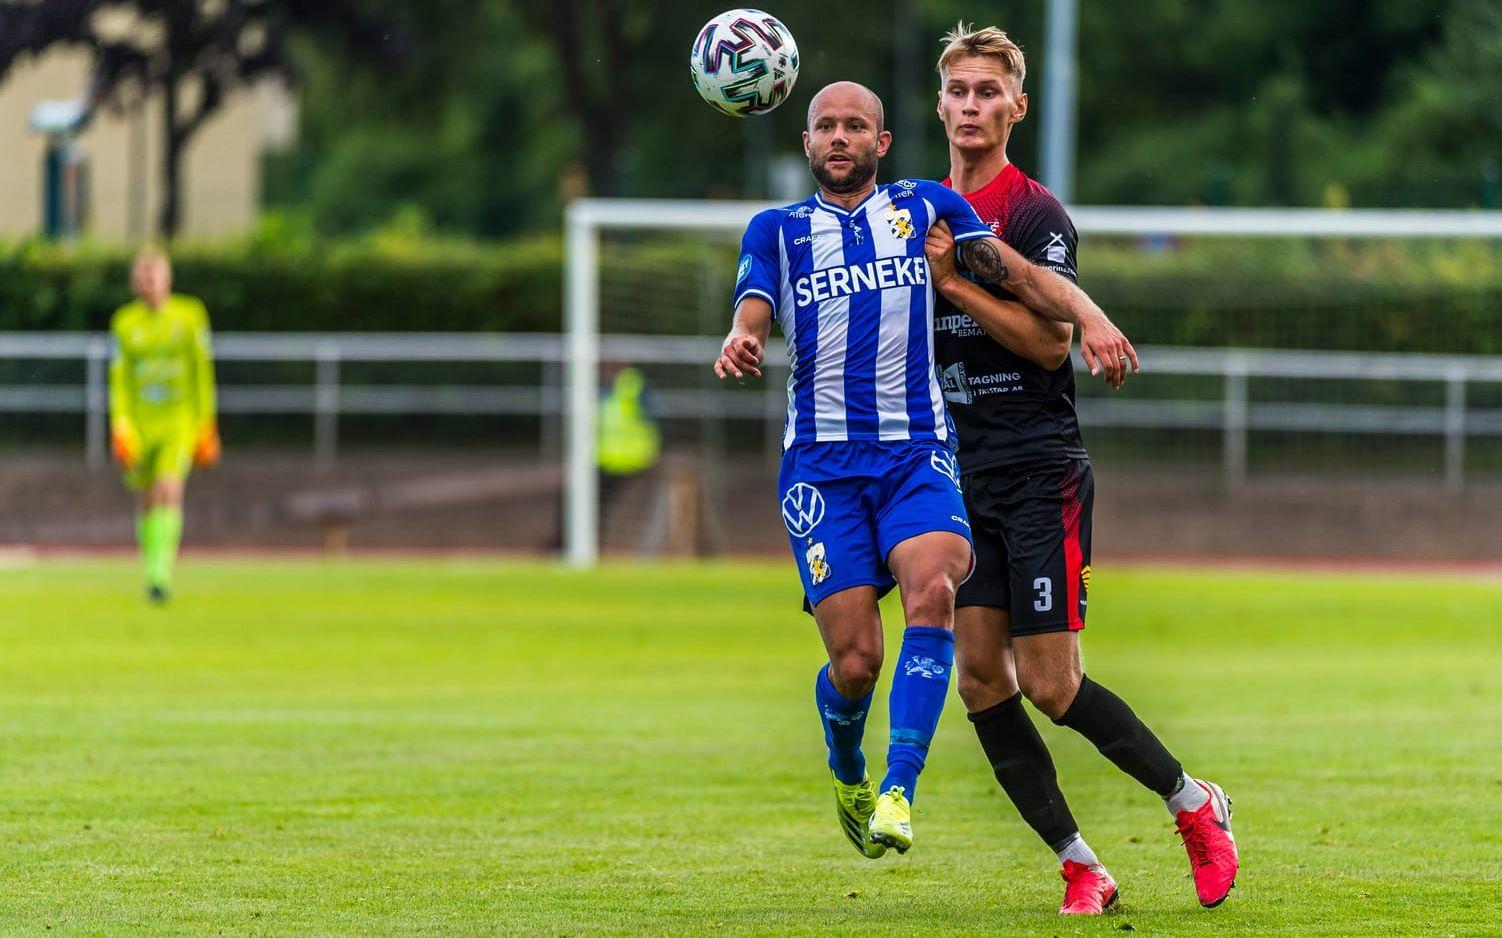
top-left (954, 457), bottom-right (1093, 635)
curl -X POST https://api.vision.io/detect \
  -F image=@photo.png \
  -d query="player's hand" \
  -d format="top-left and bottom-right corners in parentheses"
top-left (714, 332), bottom-right (764, 380)
top-left (110, 423), bottom-right (139, 468)
top-left (924, 219), bottom-right (960, 292)
top-left (1078, 312), bottom-right (1140, 391)
top-left (193, 423), bottom-right (221, 467)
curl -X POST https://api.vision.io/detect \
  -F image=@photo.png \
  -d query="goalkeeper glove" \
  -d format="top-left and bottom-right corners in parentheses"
top-left (193, 422), bottom-right (221, 467)
top-left (110, 421), bottom-right (140, 468)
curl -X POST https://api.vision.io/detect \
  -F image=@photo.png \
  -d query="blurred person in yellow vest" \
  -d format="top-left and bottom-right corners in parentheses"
top-left (109, 247), bottom-right (220, 604)
top-left (595, 364), bottom-right (661, 539)
top-left (597, 365), bottom-right (660, 476)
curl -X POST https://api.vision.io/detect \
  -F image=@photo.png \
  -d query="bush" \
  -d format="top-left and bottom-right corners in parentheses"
top-left (2, 227), bottom-right (1500, 354)
top-left (0, 225), bottom-right (562, 334)
top-left (1085, 235), bottom-right (1502, 354)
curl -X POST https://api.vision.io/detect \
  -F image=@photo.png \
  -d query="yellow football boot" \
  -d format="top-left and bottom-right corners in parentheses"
top-left (868, 785), bottom-right (913, 854)
top-left (833, 773), bottom-right (887, 858)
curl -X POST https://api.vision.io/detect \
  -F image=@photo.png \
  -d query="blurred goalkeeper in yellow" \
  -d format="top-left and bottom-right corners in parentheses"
top-left (109, 248), bottom-right (221, 603)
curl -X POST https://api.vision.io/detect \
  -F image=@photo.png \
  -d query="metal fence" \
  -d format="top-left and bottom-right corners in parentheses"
top-left (3, 332), bottom-right (1501, 490)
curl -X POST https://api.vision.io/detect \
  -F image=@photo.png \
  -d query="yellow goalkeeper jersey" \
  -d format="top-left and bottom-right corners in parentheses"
top-left (109, 294), bottom-right (217, 437)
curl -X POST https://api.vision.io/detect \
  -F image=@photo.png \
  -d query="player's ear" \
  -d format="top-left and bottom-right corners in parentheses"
top-left (1012, 90), bottom-right (1029, 125)
top-left (802, 130), bottom-right (811, 156)
top-left (875, 129), bottom-right (893, 158)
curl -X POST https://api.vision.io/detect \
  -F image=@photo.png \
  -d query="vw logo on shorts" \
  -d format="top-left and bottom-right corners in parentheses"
top-left (780, 483), bottom-right (826, 537)
top-left (930, 451), bottom-right (961, 490)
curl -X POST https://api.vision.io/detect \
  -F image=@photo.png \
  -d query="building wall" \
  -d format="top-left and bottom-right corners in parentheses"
top-left (0, 49), bottom-right (288, 242)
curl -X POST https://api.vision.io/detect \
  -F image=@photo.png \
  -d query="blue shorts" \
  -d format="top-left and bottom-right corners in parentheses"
top-left (778, 439), bottom-right (973, 608)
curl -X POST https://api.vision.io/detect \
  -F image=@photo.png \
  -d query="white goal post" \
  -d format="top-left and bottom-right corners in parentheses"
top-left (563, 200), bottom-right (1502, 568)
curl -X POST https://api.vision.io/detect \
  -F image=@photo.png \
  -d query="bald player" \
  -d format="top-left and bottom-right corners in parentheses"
top-left (714, 81), bottom-right (1135, 858)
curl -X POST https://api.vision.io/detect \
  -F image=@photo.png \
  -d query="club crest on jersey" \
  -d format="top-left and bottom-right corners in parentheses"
top-left (806, 540), bottom-right (832, 585)
top-left (781, 482), bottom-right (825, 537)
top-left (736, 254), bottom-right (752, 285)
top-left (930, 450), bottom-right (961, 490)
top-left (885, 207), bottom-right (916, 240)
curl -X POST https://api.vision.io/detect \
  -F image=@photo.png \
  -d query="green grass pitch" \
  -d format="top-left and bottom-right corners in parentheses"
top-left (0, 559), bottom-right (1497, 935)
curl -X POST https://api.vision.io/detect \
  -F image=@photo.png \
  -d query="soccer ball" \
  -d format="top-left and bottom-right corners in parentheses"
top-left (690, 9), bottom-right (799, 117)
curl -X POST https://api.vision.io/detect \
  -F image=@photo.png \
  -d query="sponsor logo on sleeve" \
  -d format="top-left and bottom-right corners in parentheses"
top-left (1044, 232), bottom-right (1068, 264)
top-left (736, 254), bottom-right (752, 286)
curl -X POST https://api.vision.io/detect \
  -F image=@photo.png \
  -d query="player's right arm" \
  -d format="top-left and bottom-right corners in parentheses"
top-left (922, 182), bottom-right (1138, 389)
top-left (715, 209), bottom-right (780, 381)
top-left (925, 221), bottom-right (1071, 369)
top-left (954, 233), bottom-right (1138, 389)
top-left (716, 296), bottom-right (772, 379)
top-left (107, 309), bottom-right (140, 467)
top-left (186, 299), bottom-right (221, 466)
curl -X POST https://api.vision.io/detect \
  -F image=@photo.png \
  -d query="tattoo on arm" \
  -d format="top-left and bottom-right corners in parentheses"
top-left (959, 238), bottom-right (1009, 284)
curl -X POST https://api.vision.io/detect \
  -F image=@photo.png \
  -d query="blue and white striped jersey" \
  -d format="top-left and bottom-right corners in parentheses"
top-left (733, 180), bottom-right (993, 449)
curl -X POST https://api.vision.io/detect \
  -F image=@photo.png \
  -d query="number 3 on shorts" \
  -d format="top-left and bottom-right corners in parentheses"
top-left (1032, 577), bottom-right (1053, 613)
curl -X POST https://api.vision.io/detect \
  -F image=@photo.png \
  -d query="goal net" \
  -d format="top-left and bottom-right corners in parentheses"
top-left (563, 200), bottom-right (1502, 567)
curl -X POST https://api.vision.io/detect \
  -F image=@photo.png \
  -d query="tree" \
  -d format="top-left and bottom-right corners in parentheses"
top-left (0, 0), bottom-right (400, 237)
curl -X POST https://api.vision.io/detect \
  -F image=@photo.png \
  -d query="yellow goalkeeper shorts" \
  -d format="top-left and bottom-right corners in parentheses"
top-left (124, 429), bottom-right (196, 490)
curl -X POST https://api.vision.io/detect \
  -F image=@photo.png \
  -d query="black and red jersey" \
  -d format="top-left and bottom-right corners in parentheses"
top-left (934, 163), bottom-right (1088, 474)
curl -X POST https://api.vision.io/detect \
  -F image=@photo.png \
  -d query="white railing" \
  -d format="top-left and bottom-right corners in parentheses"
top-left (2, 332), bottom-right (1500, 493)
top-left (563, 199), bottom-right (1502, 565)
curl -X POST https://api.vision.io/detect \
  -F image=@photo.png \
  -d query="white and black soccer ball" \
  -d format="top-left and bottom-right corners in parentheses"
top-left (690, 9), bottom-right (799, 117)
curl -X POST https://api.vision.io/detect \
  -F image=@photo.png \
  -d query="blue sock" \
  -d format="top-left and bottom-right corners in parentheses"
top-left (815, 664), bottom-right (871, 785)
top-left (881, 626), bottom-right (955, 804)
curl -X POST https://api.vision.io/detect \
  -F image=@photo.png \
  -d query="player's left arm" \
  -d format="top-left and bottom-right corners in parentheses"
top-left (189, 300), bottom-right (221, 466)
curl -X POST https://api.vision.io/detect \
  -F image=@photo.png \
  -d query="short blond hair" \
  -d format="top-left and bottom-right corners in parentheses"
top-left (133, 244), bottom-right (170, 267)
top-left (936, 22), bottom-right (1026, 89)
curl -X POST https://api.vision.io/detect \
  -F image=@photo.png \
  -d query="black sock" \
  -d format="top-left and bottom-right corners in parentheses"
top-left (969, 693), bottom-right (1080, 849)
top-left (1054, 674), bottom-right (1183, 797)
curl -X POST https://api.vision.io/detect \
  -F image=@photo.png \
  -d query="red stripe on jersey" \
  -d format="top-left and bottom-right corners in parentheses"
top-left (943, 163), bottom-right (1029, 237)
top-left (1060, 463), bottom-right (1086, 631)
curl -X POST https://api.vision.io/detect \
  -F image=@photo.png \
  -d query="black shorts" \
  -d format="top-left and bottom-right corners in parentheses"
top-left (954, 458), bottom-right (1093, 636)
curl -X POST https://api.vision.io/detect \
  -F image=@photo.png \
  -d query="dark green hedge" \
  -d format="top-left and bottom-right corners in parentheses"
top-left (1085, 236), bottom-right (1502, 355)
top-left (0, 232), bottom-right (561, 333)
top-left (3, 231), bottom-right (1500, 354)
